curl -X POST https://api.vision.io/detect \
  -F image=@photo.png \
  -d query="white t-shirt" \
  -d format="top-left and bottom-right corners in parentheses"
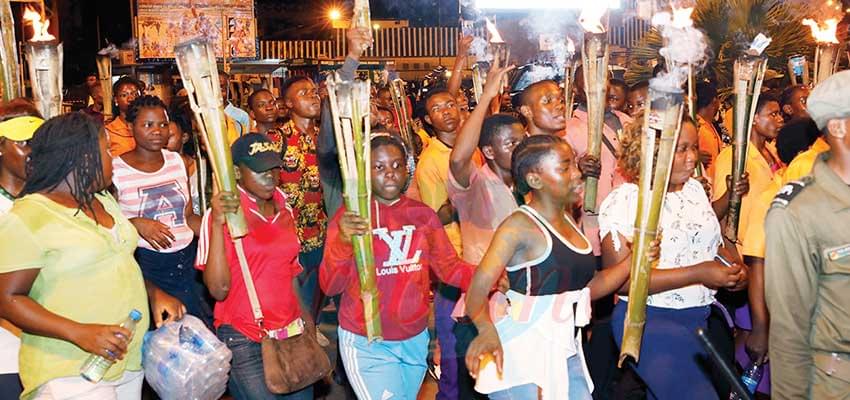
top-left (0, 192), bottom-right (20, 374)
top-left (598, 179), bottom-right (722, 309)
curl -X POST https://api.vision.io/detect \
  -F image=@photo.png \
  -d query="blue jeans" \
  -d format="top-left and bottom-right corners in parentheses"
top-left (217, 325), bottom-right (313, 400)
top-left (488, 355), bottom-right (592, 400)
top-left (135, 241), bottom-right (211, 327)
top-left (435, 286), bottom-right (459, 400)
top-left (0, 373), bottom-right (22, 400)
top-left (297, 246), bottom-right (324, 319)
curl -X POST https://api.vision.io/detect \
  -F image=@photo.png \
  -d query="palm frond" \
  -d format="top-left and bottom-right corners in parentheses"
top-left (626, 0), bottom-right (816, 93)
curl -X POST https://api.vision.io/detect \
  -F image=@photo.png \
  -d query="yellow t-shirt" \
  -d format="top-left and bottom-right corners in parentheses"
top-left (783, 137), bottom-right (829, 183)
top-left (0, 193), bottom-right (149, 399)
top-left (712, 140), bottom-right (784, 248)
top-left (741, 137), bottom-right (829, 258)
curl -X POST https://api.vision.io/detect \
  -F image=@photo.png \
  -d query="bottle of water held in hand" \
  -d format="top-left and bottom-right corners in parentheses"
top-left (729, 360), bottom-right (764, 400)
top-left (80, 309), bottom-right (142, 383)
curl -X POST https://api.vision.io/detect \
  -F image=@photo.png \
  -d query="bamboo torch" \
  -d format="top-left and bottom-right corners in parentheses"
top-left (619, 84), bottom-right (685, 366)
top-left (174, 38), bottom-right (248, 239)
top-left (471, 63), bottom-right (484, 104)
top-left (96, 55), bottom-right (114, 120)
top-left (23, 7), bottom-right (61, 119)
top-left (620, 4), bottom-right (708, 363)
top-left (787, 55), bottom-right (809, 87)
top-left (389, 78), bottom-right (416, 158)
top-left (803, 19), bottom-right (841, 86)
top-left (725, 54), bottom-right (767, 242)
top-left (327, 74), bottom-right (382, 343)
top-left (564, 38), bottom-right (577, 121)
top-left (485, 18), bottom-right (508, 98)
top-left (580, 11), bottom-right (610, 214)
top-left (352, 0), bottom-right (372, 52)
top-left (0, 0), bottom-right (21, 101)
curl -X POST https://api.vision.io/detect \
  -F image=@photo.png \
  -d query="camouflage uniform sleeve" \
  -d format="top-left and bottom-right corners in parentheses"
top-left (764, 188), bottom-right (819, 399)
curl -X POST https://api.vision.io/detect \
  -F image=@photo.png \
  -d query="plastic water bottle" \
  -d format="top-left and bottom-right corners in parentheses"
top-left (80, 309), bottom-right (143, 383)
top-left (729, 360), bottom-right (764, 400)
top-left (178, 324), bottom-right (216, 355)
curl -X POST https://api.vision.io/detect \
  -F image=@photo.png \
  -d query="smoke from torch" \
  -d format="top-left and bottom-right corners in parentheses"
top-left (650, 6), bottom-right (708, 91)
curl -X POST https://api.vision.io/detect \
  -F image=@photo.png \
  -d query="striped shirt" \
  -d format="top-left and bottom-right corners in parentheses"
top-left (112, 150), bottom-right (194, 252)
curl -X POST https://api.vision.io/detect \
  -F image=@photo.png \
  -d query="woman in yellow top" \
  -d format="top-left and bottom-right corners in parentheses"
top-left (0, 113), bottom-right (184, 399)
top-left (712, 94), bottom-right (785, 246)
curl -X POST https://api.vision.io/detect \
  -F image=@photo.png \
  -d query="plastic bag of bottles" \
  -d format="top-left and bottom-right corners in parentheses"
top-left (142, 315), bottom-right (232, 400)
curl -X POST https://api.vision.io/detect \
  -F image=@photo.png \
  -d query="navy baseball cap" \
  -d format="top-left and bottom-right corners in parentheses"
top-left (231, 133), bottom-right (282, 172)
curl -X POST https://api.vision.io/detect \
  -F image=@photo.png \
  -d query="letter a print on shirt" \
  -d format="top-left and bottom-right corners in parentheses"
top-left (138, 181), bottom-right (187, 226)
top-left (373, 225), bottom-right (422, 267)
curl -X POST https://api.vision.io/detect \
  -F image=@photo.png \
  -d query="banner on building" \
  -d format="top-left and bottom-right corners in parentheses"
top-left (136, 0), bottom-right (257, 59)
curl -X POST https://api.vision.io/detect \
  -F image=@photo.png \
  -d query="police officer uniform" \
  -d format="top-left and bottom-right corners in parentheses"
top-left (764, 71), bottom-right (850, 400)
top-left (765, 155), bottom-right (850, 399)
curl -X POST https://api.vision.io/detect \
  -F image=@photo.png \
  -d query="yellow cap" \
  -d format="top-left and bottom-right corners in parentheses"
top-left (0, 116), bottom-right (44, 141)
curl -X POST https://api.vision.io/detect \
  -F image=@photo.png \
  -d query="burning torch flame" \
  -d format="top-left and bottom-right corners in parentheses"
top-left (802, 18), bottom-right (839, 44)
top-left (579, 5), bottom-right (607, 34)
top-left (485, 18), bottom-right (505, 44)
top-left (23, 7), bottom-right (55, 42)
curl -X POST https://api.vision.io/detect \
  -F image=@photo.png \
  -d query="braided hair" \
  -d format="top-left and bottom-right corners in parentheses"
top-left (125, 95), bottom-right (166, 124)
top-left (21, 113), bottom-right (107, 214)
top-left (511, 134), bottom-right (565, 196)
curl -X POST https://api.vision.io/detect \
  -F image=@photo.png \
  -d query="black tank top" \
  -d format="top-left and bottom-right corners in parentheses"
top-left (507, 206), bottom-right (597, 296)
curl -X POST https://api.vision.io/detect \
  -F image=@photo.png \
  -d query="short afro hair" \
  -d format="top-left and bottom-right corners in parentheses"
top-left (480, 113), bottom-right (521, 149)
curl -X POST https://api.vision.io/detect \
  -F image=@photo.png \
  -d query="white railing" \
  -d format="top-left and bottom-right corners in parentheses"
top-left (259, 21), bottom-right (649, 60)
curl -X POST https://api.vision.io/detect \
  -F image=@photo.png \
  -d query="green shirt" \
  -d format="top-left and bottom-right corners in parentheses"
top-left (0, 192), bottom-right (149, 399)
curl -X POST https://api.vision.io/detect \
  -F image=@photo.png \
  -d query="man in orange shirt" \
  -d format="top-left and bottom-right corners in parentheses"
top-left (104, 77), bottom-right (141, 157)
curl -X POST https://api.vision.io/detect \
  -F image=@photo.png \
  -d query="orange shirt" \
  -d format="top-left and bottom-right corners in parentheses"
top-left (105, 118), bottom-right (134, 157)
top-left (697, 114), bottom-right (724, 179)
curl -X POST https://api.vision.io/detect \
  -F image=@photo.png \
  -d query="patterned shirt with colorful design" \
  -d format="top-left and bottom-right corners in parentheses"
top-left (268, 120), bottom-right (327, 253)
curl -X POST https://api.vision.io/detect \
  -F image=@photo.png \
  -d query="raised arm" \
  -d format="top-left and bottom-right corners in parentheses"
top-left (338, 28), bottom-right (371, 81)
top-left (450, 64), bottom-right (513, 188)
top-left (447, 35), bottom-right (474, 97)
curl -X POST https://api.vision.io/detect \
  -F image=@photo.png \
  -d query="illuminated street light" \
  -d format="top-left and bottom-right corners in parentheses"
top-left (329, 8), bottom-right (341, 21)
top-left (372, 23), bottom-right (380, 30)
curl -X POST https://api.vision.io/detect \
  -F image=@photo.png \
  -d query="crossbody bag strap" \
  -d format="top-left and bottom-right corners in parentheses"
top-left (233, 238), bottom-right (265, 327)
top-left (601, 133), bottom-right (617, 158)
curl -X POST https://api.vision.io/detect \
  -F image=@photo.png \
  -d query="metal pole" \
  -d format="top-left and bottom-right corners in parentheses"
top-left (695, 328), bottom-right (753, 400)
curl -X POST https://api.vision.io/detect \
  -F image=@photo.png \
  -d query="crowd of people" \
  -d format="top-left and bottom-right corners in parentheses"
top-left (0, 25), bottom-right (848, 400)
